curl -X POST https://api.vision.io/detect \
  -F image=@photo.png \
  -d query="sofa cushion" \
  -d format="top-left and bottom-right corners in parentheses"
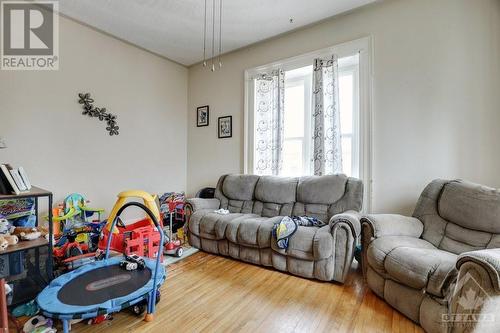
top-left (234, 216), bottom-right (282, 248)
top-left (367, 236), bottom-right (436, 277)
top-left (438, 180), bottom-right (500, 234)
top-left (254, 176), bottom-right (297, 204)
top-left (297, 175), bottom-right (347, 205)
top-left (384, 247), bottom-right (457, 297)
top-left (189, 211), bottom-right (258, 240)
top-left (271, 225), bottom-right (333, 260)
top-left (222, 174), bottom-right (259, 201)
top-left (225, 215), bottom-right (277, 247)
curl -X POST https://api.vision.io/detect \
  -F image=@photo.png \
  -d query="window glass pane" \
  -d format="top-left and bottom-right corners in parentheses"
top-left (282, 139), bottom-right (303, 177)
top-left (339, 73), bottom-right (353, 135)
top-left (341, 136), bottom-right (352, 177)
top-left (284, 84), bottom-right (304, 138)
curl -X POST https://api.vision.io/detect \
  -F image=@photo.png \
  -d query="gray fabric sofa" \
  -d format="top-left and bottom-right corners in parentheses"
top-left (361, 179), bottom-right (500, 333)
top-left (186, 174), bottom-right (363, 283)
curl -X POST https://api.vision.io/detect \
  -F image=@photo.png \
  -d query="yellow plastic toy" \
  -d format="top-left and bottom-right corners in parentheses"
top-left (105, 190), bottom-right (161, 234)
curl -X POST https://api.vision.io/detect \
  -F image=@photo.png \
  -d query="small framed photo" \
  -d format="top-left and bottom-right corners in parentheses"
top-left (197, 105), bottom-right (209, 127)
top-left (218, 116), bottom-right (232, 139)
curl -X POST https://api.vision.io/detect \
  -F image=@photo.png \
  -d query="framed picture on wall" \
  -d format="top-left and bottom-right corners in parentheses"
top-left (218, 116), bottom-right (232, 138)
top-left (197, 105), bottom-right (209, 127)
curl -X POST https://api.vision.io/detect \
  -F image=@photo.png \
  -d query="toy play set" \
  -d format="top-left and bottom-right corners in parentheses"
top-left (1, 189), bottom-right (188, 333)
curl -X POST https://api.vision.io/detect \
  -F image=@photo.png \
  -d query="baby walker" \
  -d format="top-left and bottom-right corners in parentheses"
top-left (164, 201), bottom-right (183, 257)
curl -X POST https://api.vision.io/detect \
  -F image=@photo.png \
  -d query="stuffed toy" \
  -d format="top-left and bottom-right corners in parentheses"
top-left (12, 227), bottom-right (42, 241)
top-left (0, 237), bottom-right (8, 251)
top-left (0, 217), bottom-right (14, 235)
top-left (0, 234), bottom-right (18, 246)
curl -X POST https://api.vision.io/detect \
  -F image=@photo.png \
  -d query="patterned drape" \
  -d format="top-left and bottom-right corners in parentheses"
top-left (312, 55), bottom-right (342, 175)
top-left (254, 70), bottom-right (285, 175)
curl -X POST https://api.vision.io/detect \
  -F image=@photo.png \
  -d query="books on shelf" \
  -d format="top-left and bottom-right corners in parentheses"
top-left (0, 164), bottom-right (32, 195)
top-left (18, 167), bottom-right (32, 189)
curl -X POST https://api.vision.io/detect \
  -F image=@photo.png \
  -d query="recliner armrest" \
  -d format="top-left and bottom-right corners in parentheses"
top-left (457, 249), bottom-right (500, 293)
top-left (361, 214), bottom-right (423, 238)
top-left (185, 198), bottom-right (220, 212)
top-left (329, 210), bottom-right (361, 239)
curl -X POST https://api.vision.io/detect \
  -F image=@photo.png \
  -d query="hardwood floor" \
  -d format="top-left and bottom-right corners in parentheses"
top-left (72, 252), bottom-right (424, 333)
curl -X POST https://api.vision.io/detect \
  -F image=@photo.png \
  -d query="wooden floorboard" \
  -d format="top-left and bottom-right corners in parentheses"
top-left (71, 252), bottom-right (423, 333)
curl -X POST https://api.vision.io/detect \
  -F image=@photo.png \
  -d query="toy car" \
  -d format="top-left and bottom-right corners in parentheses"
top-left (125, 254), bottom-right (145, 270)
top-left (119, 260), bottom-right (138, 271)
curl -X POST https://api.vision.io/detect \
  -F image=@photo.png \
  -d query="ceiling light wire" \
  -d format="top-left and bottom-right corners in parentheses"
top-left (203, 0), bottom-right (207, 67)
top-left (211, 0), bottom-right (215, 71)
top-left (218, 0), bottom-right (222, 68)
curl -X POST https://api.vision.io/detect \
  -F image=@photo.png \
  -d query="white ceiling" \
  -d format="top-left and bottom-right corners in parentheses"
top-left (57, 0), bottom-right (376, 66)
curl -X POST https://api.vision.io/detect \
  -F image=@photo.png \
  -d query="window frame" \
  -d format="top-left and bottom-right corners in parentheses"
top-left (244, 36), bottom-right (373, 212)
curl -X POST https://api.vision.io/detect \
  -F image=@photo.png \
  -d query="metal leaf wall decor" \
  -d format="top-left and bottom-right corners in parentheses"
top-left (77, 93), bottom-right (119, 136)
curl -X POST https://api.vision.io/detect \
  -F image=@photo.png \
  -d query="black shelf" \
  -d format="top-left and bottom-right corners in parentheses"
top-left (0, 186), bottom-right (53, 306)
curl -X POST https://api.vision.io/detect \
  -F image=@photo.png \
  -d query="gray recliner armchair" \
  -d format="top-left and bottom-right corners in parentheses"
top-left (186, 174), bottom-right (363, 283)
top-left (361, 179), bottom-right (500, 333)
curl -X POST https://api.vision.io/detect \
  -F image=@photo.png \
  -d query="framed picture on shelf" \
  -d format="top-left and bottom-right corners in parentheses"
top-left (196, 105), bottom-right (209, 127)
top-left (218, 116), bottom-right (232, 139)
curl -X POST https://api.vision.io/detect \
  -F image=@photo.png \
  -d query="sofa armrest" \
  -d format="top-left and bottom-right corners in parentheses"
top-left (360, 214), bottom-right (423, 239)
top-left (185, 198), bottom-right (220, 212)
top-left (329, 210), bottom-right (361, 240)
top-left (448, 249), bottom-right (500, 331)
top-left (360, 214), bottom-right (424, 281)
top-left (456, 249), bottom-right (500, 293)
top-left (329, 210), bottom-right (360, 283)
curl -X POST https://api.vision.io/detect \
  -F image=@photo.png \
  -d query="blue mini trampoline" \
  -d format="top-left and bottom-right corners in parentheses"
top-left (37, 201), bottom-right (166, 333)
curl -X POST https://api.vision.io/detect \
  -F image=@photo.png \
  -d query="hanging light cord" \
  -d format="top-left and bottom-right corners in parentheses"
top-left (211, 0), bottom-right (215, 71)
top-left (218, 0), bottom-right (222, 68)
top-left (203, 0), bottom-right (207, 66)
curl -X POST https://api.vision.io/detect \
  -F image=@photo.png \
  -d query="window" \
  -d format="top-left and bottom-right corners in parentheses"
top-left (281, 66), bottom-right (312, 176)
top-left (245, 37), bottom-right (372, 210)
top-left (279, 57), bottom-right (359, 177)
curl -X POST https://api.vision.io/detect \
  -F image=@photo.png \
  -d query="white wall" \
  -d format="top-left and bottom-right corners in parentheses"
top-left (187, 0), bottom-right (500, 214)
top-left (0, 14), bottom-right (188, 212)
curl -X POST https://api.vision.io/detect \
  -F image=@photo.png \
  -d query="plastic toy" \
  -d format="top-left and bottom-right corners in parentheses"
top-left (23, 315), bottom-right (56, 333)
top-left (53, 224), bottom-right (106, 272)
top-left (164, 201), bottom-right (183, 257)
top-left (86, 314), bottom-right (111, 326)
top-left (53, 230), bottom-right (89, 260)
top-left (120, 260), bottom-right (138, 271)
top-left (125, 254), bottom-right (146, 269)
top-left (51, 193), bottom-right (104, 243)
top-left (37, 195), bottom-right (166, 333)
top-left (158, 192), bottom-right (186, 233)
top-left (98, 190), bottom-right (163, 259)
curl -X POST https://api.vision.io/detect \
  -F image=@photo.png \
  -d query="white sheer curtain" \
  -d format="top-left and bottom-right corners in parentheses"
top-left (312, 55), bottom-right (343, 175)
top-left (254, 70), bottom-right (285, 175)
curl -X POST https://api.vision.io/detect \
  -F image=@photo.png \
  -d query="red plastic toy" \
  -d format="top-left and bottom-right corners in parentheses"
top-left (98, 217), bottom-right (163, 259)
top-left (163, 201), bottom-right (183, 257)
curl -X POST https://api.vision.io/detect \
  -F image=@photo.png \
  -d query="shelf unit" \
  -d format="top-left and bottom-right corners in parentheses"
top-left (0, 186), bottom-right (53, 305)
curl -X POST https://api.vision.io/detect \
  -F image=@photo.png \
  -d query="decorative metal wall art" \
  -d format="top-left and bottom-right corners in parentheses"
top-left (77, 93), bottom-right (119, 136)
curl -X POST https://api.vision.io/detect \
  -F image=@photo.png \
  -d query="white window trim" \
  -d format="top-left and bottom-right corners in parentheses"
top-left (243, 36), bottom-right (373, 212)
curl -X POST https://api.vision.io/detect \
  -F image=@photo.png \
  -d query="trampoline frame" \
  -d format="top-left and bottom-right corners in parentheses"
top-left (38, 201), bottom-right (165, 333)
